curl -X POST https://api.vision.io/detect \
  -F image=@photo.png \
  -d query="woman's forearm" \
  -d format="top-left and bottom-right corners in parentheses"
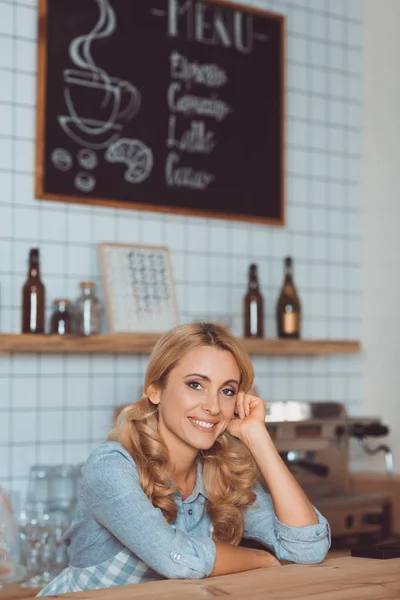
top-left (210, 542), bottom-right (279, 576)
top-left (241, 424), bottom-right (318, 528)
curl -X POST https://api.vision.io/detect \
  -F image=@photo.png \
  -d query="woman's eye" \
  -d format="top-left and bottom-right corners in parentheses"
top-left (222, 388), bottom-right (235, 396)
top-left (187, 381), bottom-right (202, 390)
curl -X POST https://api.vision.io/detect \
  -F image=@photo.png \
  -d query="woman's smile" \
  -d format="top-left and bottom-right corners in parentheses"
top-left (188, 417), bottom-right (218, 432)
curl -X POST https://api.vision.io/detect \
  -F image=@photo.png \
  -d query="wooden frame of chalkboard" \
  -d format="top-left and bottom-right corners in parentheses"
top-left (35, 0), bottom-right (286, 225)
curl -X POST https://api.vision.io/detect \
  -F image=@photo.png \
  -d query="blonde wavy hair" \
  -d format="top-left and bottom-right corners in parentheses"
top-left (108, 322), bottom-right (259, 545)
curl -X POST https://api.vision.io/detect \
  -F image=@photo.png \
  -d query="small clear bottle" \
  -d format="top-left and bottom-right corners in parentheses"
top-left (75, 282), bottom-right (101, 336)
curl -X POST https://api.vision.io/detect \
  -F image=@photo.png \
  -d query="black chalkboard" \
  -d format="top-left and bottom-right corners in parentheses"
top-left (36, 0), bottom-right (285, 225)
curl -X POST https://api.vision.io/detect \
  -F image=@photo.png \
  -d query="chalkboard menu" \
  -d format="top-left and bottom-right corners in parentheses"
top-left (36, 0), bottom-right (285, 225)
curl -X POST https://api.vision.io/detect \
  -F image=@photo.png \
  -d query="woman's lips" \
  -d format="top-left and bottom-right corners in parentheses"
top-left (188, 417), bottom-right (217, 432)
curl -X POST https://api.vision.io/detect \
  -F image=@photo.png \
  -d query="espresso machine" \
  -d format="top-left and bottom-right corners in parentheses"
top-left (264, 402), bottom-right (392, 549)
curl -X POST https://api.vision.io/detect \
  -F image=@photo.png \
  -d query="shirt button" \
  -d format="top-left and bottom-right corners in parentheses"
top-left (188, 509), bottom-right (193, 515)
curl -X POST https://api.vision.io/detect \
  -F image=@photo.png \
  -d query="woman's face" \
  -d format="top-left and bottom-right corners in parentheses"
top-left (148, 346), bottom-right (241, 457)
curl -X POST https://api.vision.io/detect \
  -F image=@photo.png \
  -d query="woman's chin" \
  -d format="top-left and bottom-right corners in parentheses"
top-left (184, 435), bottom-right (218, 452)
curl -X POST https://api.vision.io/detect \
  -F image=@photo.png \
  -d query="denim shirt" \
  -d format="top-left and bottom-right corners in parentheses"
top-left (37, 442), bottom-right (330, 595)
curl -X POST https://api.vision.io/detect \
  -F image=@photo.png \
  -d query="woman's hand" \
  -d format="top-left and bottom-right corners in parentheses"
top-left (226, 392), bottom-right (267, 441)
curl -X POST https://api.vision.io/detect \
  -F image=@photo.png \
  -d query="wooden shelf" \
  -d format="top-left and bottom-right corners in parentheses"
top-left (0, 334), bottom-right (361, 356)
top-left (240, 338), bottom-right (360, 356)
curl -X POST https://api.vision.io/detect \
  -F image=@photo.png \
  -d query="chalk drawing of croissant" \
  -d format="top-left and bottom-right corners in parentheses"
top-left (59, 0), bottom-right (141, 150)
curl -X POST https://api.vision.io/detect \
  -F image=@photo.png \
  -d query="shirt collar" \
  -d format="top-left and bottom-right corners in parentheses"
top-left (180, 459), bottom-right (209, 503)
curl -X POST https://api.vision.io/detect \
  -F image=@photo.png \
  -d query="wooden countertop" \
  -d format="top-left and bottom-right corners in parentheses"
top-left (2, 556), bottom-right (400, 600)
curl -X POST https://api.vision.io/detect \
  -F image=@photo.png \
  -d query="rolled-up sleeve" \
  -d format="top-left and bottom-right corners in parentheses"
top-left (84, 446), bottom-right (216, 579)
top-left (243, 482), bottom-right (331, 564)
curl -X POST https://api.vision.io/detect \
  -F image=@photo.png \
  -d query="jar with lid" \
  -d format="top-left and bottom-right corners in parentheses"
top-left (50, 300), bottom-right (73, 335)
top-left (74, 282), bottom-right (101, 336)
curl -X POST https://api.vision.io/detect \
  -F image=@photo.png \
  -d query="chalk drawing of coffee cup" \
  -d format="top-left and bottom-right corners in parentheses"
top-left (59, 0), bottom-right (141, 150)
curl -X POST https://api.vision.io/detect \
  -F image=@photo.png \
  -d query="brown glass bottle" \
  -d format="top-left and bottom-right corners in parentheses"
top-left (276, 257), bottom-right (301, 339)
top-left (22, 248), bottom-right (45, 334)
top-left (244, 264), bottom-right (264, 338)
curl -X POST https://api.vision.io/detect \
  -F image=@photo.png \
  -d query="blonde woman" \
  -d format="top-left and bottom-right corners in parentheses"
top-left (37, 323), bottom-right (330, 595)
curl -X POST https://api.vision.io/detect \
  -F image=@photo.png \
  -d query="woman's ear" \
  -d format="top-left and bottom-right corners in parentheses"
top-left (147, 383), bottom-right (161, 405)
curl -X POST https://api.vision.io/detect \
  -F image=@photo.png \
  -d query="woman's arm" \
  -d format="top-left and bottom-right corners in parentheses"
top-left (228, 394), bottom-right (330, 564)
top-left (242, 481), bottom-right (330, 564)
top-left (211, 543), bottom-right (279, 576)
top-left (242, 424), bottom-right (318, 528)
top-left (231, 394), bottom-right (320, 527)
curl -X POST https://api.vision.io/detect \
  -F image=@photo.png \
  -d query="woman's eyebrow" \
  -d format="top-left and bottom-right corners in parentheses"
top-left (223, 379), bottom-right (240, 386)
top-left (184, 373), bottom-right (239, 386)
top-left (184, 373), bottom-right (211, 381)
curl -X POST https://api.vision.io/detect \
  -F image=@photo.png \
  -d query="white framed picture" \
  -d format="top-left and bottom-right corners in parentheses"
top-left (97, 242), bottom-right (179, 334)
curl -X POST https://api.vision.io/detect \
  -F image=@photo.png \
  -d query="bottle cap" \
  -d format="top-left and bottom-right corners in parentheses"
top-left (53, 299), bottom-right (71, 310)
top-left (79, 281), bottom-right (95, 289)
top-left (284, 256), bottom-right (292, 267)
top-left (29, 248), bottom-right (39, 260)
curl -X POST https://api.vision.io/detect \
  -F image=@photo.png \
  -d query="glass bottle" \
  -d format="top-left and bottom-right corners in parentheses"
top-left (50, 300), bottom-right (72, 335)
top-left (50, 465), bottom-right (77, 515)
top-left (276, 256), bottom-right (301, 339)
top-left (26, 465), bottom-right (53, 507)
top-left (244, 264), bottom-right (264, 338)
top-left (74, 282), bottom-right (101, 336)
top-left (22, 248), bottom-right (45, 334)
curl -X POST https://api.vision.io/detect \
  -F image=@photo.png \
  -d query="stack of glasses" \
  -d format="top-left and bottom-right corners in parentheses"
top-left (17, 463), bottom-right (83, 588)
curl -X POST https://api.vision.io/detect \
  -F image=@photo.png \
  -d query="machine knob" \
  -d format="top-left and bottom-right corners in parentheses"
top-left (350, 423), bottom-right (389, 438)
top-left (345, 515), bottom-right (355, 529)
top-left (335, 425), bottom-right (345, 437)
top-left (285, 459), bottom-right (329, 478)
top-left (363, 512), bottom-right (384, 525)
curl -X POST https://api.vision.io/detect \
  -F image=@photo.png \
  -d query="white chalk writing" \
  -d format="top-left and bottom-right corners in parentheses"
top-left (166, 152), bottom-right (214, 190)
top-left (167, 117), bottom-right (215, 154)
top-left (168, 0), bottom-right (254, 54)
top-left (168, 82), bottom-right (230, 121)
top-left (170, 50), bottom-right (228, 89)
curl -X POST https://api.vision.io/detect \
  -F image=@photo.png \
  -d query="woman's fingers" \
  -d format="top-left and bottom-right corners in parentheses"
top-left (235, 393), bottom-right (255, 418)
top-left (235, 392), bottom-right (246, 419)
top-left (235, 393), bottom-right (267, 420)
top-left (244, 394), bottom-right (252, 417)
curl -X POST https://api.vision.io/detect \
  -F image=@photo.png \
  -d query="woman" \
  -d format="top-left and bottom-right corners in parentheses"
top-left (38, 323), bottom-right (330, 595)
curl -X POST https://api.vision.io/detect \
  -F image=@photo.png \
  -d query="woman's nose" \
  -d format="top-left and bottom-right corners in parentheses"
top-left (203, 393), bottom-right (222, 415)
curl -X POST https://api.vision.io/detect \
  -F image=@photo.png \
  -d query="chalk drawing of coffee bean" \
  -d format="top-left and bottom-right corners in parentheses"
top-left (77, 149), bottom-right (98, 170)
top-left (75, 172), bottom-right (96, 193)
top-left (51, 148), bottom-right (73, 171)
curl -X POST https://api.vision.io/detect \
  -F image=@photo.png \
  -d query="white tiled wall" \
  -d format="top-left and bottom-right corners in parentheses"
top-left (0, 0), bottom-right (363, 493)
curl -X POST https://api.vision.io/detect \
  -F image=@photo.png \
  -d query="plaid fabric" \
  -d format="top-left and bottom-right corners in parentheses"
top-left (36, 548), bottom-right (164, 596)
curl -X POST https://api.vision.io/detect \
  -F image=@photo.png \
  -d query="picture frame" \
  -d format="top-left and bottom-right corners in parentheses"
top-left (97, 242), bottom-right (179, 334)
